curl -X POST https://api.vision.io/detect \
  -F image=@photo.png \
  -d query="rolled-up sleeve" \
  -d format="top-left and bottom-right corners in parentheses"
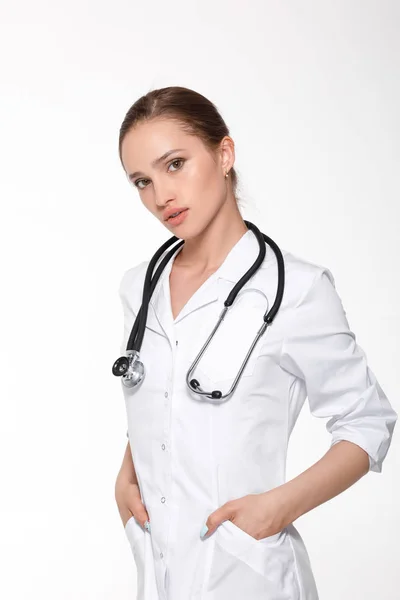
top-left (280, 267), bottom-right (398, 473)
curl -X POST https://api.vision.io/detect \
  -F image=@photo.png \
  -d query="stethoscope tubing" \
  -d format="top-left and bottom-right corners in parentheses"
top-left (128, 236), bottom-right (184, 352)
top-left (128, 220), bottom-right (284, 351)
top-left (113, 220), bottom-right (285, 400)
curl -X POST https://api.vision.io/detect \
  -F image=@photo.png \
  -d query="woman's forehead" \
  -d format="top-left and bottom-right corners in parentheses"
top-left (121, 121), bottom-right (203, 170)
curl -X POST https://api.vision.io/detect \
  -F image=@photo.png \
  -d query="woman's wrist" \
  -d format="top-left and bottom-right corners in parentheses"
top-left (258, 481), bottom-right (304, 529)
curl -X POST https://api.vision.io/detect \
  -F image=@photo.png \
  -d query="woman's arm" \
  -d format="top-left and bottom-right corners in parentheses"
top-left (201, 440), bottom-right (370, 539)
top-left (115, 442), bottom-right (150, 529)
top-left (276, 439), bottom-right (370, 525)
top-left (280, 268), bottom-right (397, 475)
top-left (274, 267), bottom-right (397, 522)
top-left (116, 441), bottom-right (138, 486)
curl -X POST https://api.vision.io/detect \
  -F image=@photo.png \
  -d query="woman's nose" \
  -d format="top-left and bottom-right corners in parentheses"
top-left (155, 191), bottom-right (177, 208)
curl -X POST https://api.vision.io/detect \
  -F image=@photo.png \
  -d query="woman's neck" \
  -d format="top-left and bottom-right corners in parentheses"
top-left (174, 212), bottom-right (248, 276)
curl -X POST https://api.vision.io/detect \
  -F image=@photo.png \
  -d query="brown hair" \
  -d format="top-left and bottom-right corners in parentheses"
top-left (118, 86), bottom-right (242, 206)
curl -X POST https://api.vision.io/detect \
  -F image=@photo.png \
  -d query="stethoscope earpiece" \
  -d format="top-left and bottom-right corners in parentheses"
top-left (189, 378), bottom-right (222, 400)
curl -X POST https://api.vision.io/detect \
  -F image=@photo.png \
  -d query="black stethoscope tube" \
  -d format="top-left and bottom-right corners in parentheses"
top-left (128, 235), bottom-right (184, 353)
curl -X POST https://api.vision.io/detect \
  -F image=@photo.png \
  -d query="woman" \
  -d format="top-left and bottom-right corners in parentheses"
top-left (114, 86), bottom-right (397, 600)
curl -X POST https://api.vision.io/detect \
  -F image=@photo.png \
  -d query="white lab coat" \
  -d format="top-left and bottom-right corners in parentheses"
top-left (119, 229), bottom-right (397, 600)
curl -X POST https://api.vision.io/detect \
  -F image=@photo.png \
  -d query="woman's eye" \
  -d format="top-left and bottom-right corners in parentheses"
top-left (133, 159), bottom-right (184, 189)
top-left (168, 158), bottom-right (184, 172)
top-left (134, 179), bottom-right (149, 190)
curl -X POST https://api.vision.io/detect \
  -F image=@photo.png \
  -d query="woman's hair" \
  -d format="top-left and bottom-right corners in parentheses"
top-left (118, 86), bottom-right (242, 206)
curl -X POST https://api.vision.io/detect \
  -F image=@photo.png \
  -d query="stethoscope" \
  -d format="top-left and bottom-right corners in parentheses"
top-left (112, 220), bottom-right (285, 402)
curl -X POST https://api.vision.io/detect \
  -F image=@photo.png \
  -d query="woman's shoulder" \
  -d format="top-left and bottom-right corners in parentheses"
top-left (282, 247), bottom-right (335, 283)
top-left (118, 259), bottom-right (150, 298)
top-left (264, 245), bottom-right (337, 311)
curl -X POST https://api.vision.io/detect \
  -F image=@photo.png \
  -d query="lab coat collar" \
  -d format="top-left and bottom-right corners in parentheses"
top-left (147, 228), bottom-right (277, 344)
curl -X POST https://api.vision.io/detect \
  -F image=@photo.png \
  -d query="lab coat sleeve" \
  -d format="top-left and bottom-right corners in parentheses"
top-left (118, 264), bottom-right (143, 355)
top-left (279, 267), bottom-right (398, 473)
top-left (118, 265), bottom-right (144, 442)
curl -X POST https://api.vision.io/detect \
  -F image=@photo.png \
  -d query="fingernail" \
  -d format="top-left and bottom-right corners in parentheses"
top-left (200, 524), bottom-right (208, 539)
top-left (144, 520), bottom-right (151, 533)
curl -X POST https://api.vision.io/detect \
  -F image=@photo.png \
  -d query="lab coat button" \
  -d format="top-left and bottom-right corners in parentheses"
top-left (160, 552), bottom-right (163, 558)
top-left (161, 443), bottom-right (166, 450)
top-left (161, 496), bottom-right (166, 503)
top-left (164, 391), bottom-right (168, 398)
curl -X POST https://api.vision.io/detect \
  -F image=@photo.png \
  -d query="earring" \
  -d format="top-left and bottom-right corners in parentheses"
top-left (225, 171), bottom-right (229, 178)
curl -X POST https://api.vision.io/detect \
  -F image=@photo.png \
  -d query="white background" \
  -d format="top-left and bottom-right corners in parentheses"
top-left (1, 1), bottom-right (399, 598)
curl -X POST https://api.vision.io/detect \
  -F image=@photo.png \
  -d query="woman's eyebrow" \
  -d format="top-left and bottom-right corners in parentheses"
top-left (128, 148), bottom-right (186, 180)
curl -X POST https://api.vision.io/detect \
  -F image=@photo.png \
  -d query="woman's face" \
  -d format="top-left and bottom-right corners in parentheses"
top-left (120, 118), bottom-right (234, 239)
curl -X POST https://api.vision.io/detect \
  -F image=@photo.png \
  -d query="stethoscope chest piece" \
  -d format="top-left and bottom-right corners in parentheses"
top-left (112, 356), bottom-right (129, 376)
top-left (112, 350), bottom-right (145, 388)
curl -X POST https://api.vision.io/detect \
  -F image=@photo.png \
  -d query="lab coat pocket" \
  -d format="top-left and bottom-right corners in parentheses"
top-left (195, 283), bottom-right (270, 386)
top-left (203, 466), bottom-right (301, 599)
top-left (125, 515), bottom-right (146, 568)
top-left (207, 519), bottom-right (301, 599)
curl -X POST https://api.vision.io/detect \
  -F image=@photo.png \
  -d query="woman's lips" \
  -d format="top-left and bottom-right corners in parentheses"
top-left (167, 208), bottom-right (189, 226)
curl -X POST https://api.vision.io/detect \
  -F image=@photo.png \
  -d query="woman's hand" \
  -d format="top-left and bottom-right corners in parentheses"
top-left (200, 486), bottom-right (293, 540)
top-left (115, 474), bottom-right (150, 531)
